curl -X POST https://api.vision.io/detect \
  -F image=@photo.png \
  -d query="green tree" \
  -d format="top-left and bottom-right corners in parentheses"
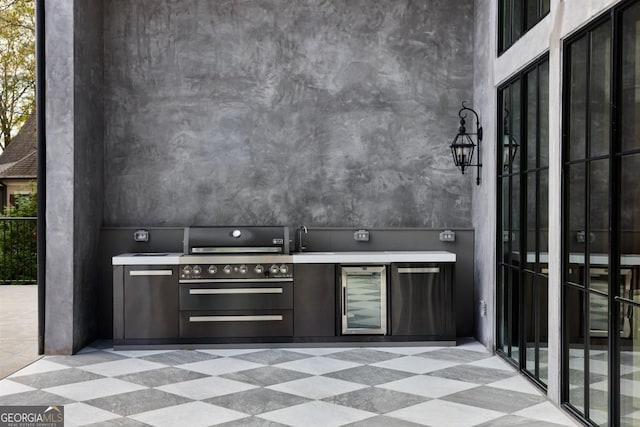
top-left (0, 0), bottom-right (35, 150)
top-left (0, 190), bottom-right (37, 284)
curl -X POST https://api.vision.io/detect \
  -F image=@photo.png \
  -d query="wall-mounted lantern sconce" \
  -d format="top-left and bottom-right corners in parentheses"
top-left (502, 109), bottom-right (519, 171)
top-left (450, 102), bottom-right (482, 185)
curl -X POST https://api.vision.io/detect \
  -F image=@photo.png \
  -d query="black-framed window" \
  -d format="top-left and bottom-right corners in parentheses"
top-left (497, 55), bottom-right (549, 388)
top-left (499, 0), bottom-right (550, 54)
top-left (562, 1), bottom-right (640, 425)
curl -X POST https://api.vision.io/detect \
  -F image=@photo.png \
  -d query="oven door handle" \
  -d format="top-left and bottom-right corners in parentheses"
top-left (397, 267), bottom-right (440, 274)
top-left (189, 315), bottom-right (283, 322)
top-left (189, 288), bottom-right (283, 295)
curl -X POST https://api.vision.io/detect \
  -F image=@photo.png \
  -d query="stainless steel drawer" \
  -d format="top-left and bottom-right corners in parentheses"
top-left (180, 310), bottom-right (293, 337)
top-left (179, 282), bottom-right (293, 310)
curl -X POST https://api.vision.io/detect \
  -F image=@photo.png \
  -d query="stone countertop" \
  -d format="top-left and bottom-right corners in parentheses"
top-left (113, 251), bottom-right (456, 265)
top-left (292, 251), bottom-right (456, 263)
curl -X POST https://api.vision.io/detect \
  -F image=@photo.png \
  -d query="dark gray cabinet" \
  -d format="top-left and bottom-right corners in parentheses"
top-left (123, 266), bottom-right (179, 339)
top-left (293, 264), bottom-right (336, 337)
top-left (390, 263), bottom-right (455, 338)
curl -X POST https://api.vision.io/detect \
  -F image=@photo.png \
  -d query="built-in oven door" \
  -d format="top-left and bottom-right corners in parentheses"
top-left (340, 266), bottom-right (387, 335)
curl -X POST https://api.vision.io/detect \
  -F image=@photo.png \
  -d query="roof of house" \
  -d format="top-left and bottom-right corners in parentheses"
top-left (0, 115), bottom-right (37, 179)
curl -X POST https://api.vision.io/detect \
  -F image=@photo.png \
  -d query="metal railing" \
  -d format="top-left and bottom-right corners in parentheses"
top-left (0, 217), bottom-right (37, 285)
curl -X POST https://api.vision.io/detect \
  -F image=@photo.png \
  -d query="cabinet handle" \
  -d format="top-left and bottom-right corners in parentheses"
top-left (343, 287), bottom-right (347, 315)
top-left (189, 315), bottom-right (283, 322)
top-left (129, 270), bottom-right (173, 276)
top-left (189, 288), bottom-right (283, 295)
top-left (397, 267), bottom-right (440, 274)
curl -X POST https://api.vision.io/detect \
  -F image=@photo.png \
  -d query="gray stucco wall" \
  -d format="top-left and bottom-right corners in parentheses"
top-left (472, 0), bottom-right (497, 350)
top-left (72, 0), bottom-right (105, 353)
top-left (44, 0), bottom-right (105, 354)
top-left (103, 0), bottom-right (475, 229)
top-left (45, 0), bottom-right (75, 354)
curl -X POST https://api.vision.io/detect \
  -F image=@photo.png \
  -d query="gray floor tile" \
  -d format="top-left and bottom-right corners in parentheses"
top-left (441, 385), bottom-right (546, 413)
top-left (8, 367), bottom-right (105, 389)
top-left (325, 349), bottom-right (403, 364)
top-left (417, 347), bottom-right (492, 363)
top-left (116, 367), bottom-right (208, 387)
top-left (220, 366), bottom-right (311, 387)
top-left (0, 389), bottom-right (74, 406)
top-left (139, 350), bottom-right (218, 365)
top-left (475, 414), bottom-right (569, 426)
top-left (84, 417), bottom-right (151, 427)
top-left (205, 388), bottom-right (310, 415)
top-left (323, 387), bottom-right (429, 414)
top-left (213, 416), bottom-right (289, 427)
top-left (343, 415), bottom-right (425, 427)
top-left (83, 388), bottom-right (193, 416)
top-left (47, 351), bottom-right (127, 367)
top-left (233, 349), bottom-right (312, 365)
top-left (428, 364), bottom-right (515, 384)
top-left (323, 365), bottom-right (414, 386)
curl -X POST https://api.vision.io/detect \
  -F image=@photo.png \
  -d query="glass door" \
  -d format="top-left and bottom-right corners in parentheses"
top-left (341, 266), bottom-right (387, 335)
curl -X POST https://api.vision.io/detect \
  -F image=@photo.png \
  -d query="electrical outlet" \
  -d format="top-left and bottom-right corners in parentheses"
top-left (439, 230), bottom-right (456, 242)
top-left (354, 229), bottom-right (370, 241)
top-left (134, 229), bottom-right (149, 242)
top-left (480, 300), bottom-right (487, 317)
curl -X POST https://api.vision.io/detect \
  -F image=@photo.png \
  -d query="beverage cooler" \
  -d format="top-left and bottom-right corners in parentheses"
top-left (340, 266), bottom-right (387, 335)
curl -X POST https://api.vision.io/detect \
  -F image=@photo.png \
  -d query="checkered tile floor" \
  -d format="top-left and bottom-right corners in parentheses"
top-left (0, 341), bottom-right (580, 427)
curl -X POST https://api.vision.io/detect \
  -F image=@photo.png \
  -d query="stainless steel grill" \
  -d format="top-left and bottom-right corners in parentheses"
top-left (178, 226), bottom-right (293, 338)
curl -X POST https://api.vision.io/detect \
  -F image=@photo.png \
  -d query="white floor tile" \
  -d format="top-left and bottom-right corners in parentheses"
top-left (131, 401), bottom-right (248, 427)
top-left (8, 360), bottom-right (69, 377)
top-left (387, 399), bottom-right (505, 427)
top-left (514, 402), bottom-right (580, 426)
top-left (487, 375), bottom-right (544, 396)
top-left (466, 356), bottom-right (515, 372)
top-left (274, 356), bottom-right (360, 375)
top-left (375, 347), bottom-right (444, 355)
top-left (103, 349), bottom-right (173, 358)
top-left (371, 355), bottom-right (459, 374)
top-left (0, 379), bottom-right (35, 396)
top-left (457, 341), bottom-right (490, 353)
top-left (196, 349), bottom-right (265, 357)
top-left (377, 374), bottom-right (478, 398)
top-left (157, 376), bottom-right (257, 400)
top-left (44, 377), bottom-right (146, 401)
top-left (79, 358), bottom-right (165, 377)
top-left (267, 375), bottom-right (367, 399)
top-left (177, 357), bottom-right (264, 376)
top-left (258, 400), bottom-right (375, 427)
top-left (64, 402), bottom-right (120, 427)
top-left (284, 347), bottom-right (353, 356)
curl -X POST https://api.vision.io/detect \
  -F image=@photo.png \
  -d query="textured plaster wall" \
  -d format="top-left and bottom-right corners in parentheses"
top-left (44, 0), bottom-right (104, 354)
top-left (45, 0), bottom-right (75, 354)
top-left (472, 0), bottom-right (496, 351)
top-left (103, 0), bottom-right (475, 228)
top-left (72, 0), bottom-right (104, 353)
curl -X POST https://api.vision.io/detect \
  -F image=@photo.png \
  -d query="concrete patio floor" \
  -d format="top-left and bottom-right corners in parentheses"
top-left (0, 284), bottom-right (39, 378)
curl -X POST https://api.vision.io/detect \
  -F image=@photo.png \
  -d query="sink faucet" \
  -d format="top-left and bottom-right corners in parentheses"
top-left (297, 225), bottom-right (308, 252)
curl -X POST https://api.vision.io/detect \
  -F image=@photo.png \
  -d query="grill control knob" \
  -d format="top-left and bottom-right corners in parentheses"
top-left (269, 264), bottom-right (279, 274)
top-left (223, 265), bottom-right (232, 274)
top-left (239, 264), bottom-right (248, 274)
top-left (208, 265), bottom-right (217, 275)
top-left (254, 264), bottom-right (264, 274)
top-left (182, 265), bottom-right (192, 275)
top-left (279, 264), bottom-right (289, 274)
top-left (192, 265), bottom-right (202, 275)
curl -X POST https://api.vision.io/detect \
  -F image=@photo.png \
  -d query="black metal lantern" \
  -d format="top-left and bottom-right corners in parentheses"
top-left (450, 102), bottom-right (482, 185)
top-left (502, 109), bottom-right (519, 171)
